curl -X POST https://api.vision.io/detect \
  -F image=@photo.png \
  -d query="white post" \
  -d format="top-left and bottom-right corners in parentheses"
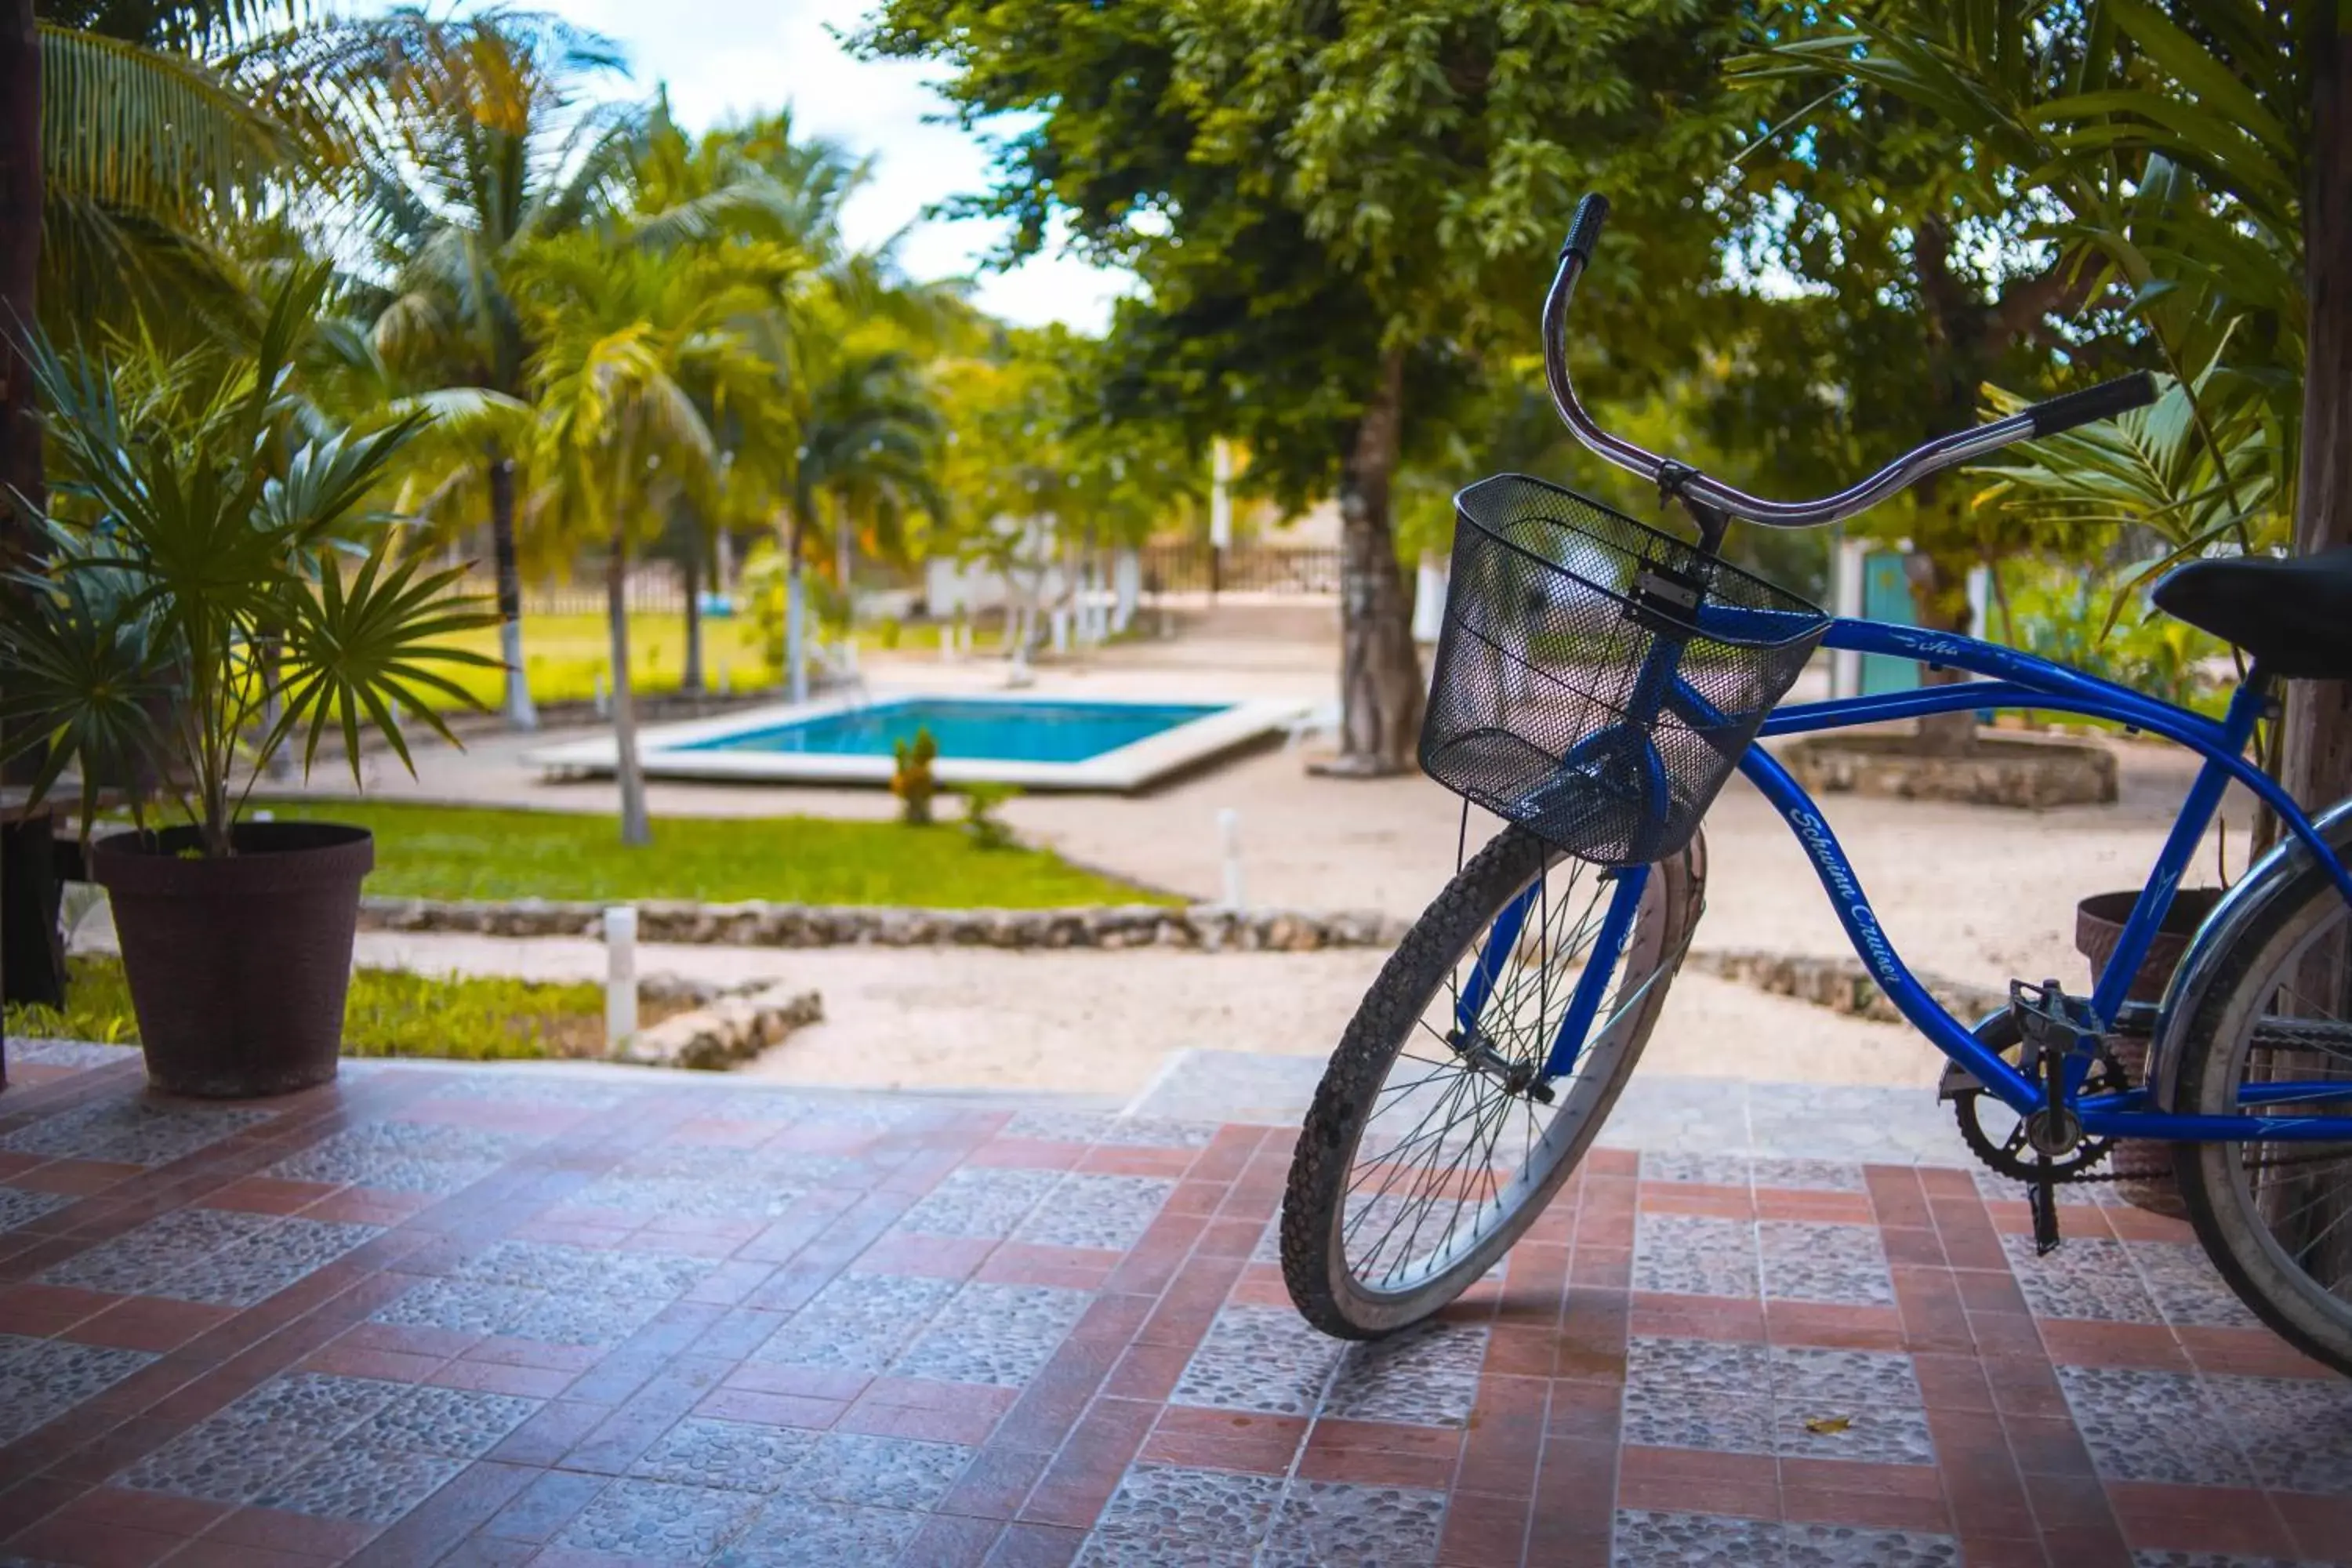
top-left (1831, 534), bottom-right (1867, 699)
top-left (1217, 808), bottom-right (1245, 911)
top-left (604, 906), bottom-right (638, 1049)
top-left (1050, 607), bottom-right (1070, 656)
top-left (1412, 551), bottom-right (1448, 644)
top-left (1112, 548), bottom-right (1140, 633)
top-left (593, 669), bottom-right (610, 719)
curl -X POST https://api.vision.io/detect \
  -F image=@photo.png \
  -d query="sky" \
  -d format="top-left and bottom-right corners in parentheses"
top-left (539, 0), bottom-right (1131, 332)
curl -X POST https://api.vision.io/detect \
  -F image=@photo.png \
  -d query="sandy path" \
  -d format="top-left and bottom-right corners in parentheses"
top-left (343, 931), bottom-right (1935, 1101)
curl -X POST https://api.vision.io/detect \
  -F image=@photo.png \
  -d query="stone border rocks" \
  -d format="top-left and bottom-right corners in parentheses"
top-left (1778, 731), bottom-right (2118, 808)
top-left (1689, 948), bottom-right (2006, 1027)
top-left (612, 983), bottom-right (825, 1070)
top-left (358, 897), bottom-right (1409, 953)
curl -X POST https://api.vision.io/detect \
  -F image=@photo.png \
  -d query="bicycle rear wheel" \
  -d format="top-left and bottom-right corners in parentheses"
top-left (1282, 824), bottom-right (1704, 1338)
top-left (2172, 859), bottom-right (2352, 1374)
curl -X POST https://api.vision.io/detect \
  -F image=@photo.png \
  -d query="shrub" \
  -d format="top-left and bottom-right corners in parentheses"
top-left (959, 782), bottom-right (1022, 850)
top-left (891, 725), bottom-right (939, 825)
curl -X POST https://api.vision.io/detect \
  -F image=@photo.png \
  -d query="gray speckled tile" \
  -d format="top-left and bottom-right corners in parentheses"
top-left (1323, 1321), bottom-right (1488, 1428)
top-left (252, 1443), bottom-right (466, 1523)
top-left (1250, 1217), bottom-right (1283, 1265)
top-left (0, 1334), bottom-right (156, 1446)
top-left (0, 1185), bottom-right (70, 1231)
top-left (567, 1173), bottom-right (809, 1220)
top-left (158, 1217), bottom-right (381, 1306)
top-left (354, 1385), bottom-right (538, 1458)
top-left (2003, 1234), bottom-right (2164, 1322)
top-left (1785, 1523), bottom-right (1960, 1566)
top-left (894, 1165), bottom-right (1060, 1240)
top-left (1261, 1477), bottom-right (1445, 1566)
top-left (753, 1272), bottom-right (958, 1373)
top-left (115, 1373), bottom-right (403, 1501)
top-left (2, 1038), bottom-right (134, 1069)
top-left (0, 1099), bottom-right (273, 1164)
top-left (892, 1280), bottom-right (1092, 1387)
top-left (452, 1239), bottom-right (713, 1299)
top-left (498, 1288), bottom-right (666, 1347)
top-left (372, 1278), bottom-right (538, 1337)
top-left (1746, 1158), bottom-right (1868, 1193)
top-left (1633, 1213), bottom-right (1758, 1299)
top-left (1098, 1116), bottom-right (1220, 1149)
top-left (1769, 1346), bottom-right (1933, 1465)
top-left (782, 1432), bottom-right (971, 1510)
top-left (2057, 1364), bottom-right (2251, 1486)
top-left (557, 1477), bottom-right (760, 1559)
top-left (1624, 1338), bottom-right (1771, 1454)
top-left (1613, 1508), bottom-right (1785, 1567)
top-left (2127, 1241), bottom-right (2262, 1329)
top-left (35, 1206), bottom-right (278, 1294)
top-left (1015, 1174), bottom-right (1174, 1251)
top-left (1000, 1109), bottom-right (1118, 1144)
top-left (405, 1074), bottom-right (627, 1107)
top-left (632, 1416), bottom-right (819, 1493)
top-left (1172, 1305), bottom-right (1345, 1417)
top-left (1758, 1221), bottom-right (1894, 1308)
top-left (1640, 1152), bottom-right (1754, 1188)
top-left (716, 1497), bottom-right (924, 1566)
top-left (1076, 1463), bottom-right (1284, 1566)
top-left (313, 1120), bottom-right (533, 1162)
top-left (1973, 1168), bottom-right (2114, 1206)
top-left (2203, 1374), bottom-right (2352, 1494)
top-left (264, 1146), bottom-right (496, 1194)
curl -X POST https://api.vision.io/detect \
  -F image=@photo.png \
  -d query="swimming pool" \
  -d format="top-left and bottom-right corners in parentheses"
top-left (685, 699), bottom-right (1226, 765)
top-left (525, 692), bottom-right (1312, 791)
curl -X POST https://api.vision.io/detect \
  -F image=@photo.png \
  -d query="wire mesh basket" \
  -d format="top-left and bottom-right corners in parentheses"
top-left (1421, 474), bottom-right (1829, 867)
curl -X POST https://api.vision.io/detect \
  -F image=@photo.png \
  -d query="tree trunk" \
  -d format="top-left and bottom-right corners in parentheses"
top-left (488, 454), bottom-right (536, 731)
top-left (2284, 3), bottom-right (2352, 813)
top-left (1904, 540), bottom-right (1979, 757)
top-left (1320, 345), bottom-right (1425, 778)
top-left (606, 530), bottom-right (651, 848)
top-left (835, 498), bottom-right (854, 598)
top-left (681, 539), bottom-right (703, 695)
top-left (783, 509), bottom-right (808, 705)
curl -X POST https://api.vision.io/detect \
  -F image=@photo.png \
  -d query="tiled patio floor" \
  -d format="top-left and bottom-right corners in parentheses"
top-left (0, 1041), bottom-right (2347, 1566)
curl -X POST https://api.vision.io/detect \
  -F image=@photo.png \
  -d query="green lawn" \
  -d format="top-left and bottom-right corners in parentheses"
top-left (6, 956), bottom-right (653, 1060)
top-left (264, 800), bottom-right (1172, 907)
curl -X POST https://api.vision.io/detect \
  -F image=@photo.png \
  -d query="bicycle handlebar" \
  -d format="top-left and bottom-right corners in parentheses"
top-left (1542, 194), bottom-right (2158, 530)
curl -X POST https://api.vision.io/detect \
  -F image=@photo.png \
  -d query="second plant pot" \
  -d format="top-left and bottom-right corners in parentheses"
top-left (92, 821), bottom-right (374, 1099)
top-left (2074, 886), bottom-right (2227, 1217)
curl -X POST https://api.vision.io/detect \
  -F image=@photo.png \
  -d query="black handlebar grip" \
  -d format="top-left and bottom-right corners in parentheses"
top-left (2025, 372), bottom-right (2158, 437)
top-left (1562, 194), bottom-right (1611, 266)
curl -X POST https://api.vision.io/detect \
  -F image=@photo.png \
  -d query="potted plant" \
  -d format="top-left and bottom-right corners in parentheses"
top-left (0, 267), bottom-right (496, 1098)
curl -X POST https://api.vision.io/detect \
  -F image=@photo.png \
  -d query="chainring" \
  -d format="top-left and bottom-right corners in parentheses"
top-left (1952, 1012), bottom-right (2125, 1182)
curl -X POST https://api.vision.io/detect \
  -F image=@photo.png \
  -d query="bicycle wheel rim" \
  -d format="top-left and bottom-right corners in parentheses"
top-left (1332, 850), bottom-right (1666, 1303)
top-left (2217, 902), bottom-right (2352, 1326)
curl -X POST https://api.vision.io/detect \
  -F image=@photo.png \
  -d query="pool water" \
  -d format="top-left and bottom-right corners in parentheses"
top-left (683, 699), bottom-right (1230, 765)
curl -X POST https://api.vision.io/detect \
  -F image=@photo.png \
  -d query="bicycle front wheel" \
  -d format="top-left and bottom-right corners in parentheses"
top-left (2173, 856), bottom-right (2352, 1375)
top-left (1282, 824), bottom-right (1704, 1338)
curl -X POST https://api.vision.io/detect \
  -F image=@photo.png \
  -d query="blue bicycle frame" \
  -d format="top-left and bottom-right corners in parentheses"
top-left (1489, 610), bottom-right (2352, 1145)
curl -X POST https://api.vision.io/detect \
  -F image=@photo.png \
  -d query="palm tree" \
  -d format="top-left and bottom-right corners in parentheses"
top-left (4, 0), bottom-right (341, 561)
top-left (357, 5), bottom-right (633, 731)
top-left (514, 234), bottom-right (785, 844)
top-left (799, 346), bottom-right (947, 617)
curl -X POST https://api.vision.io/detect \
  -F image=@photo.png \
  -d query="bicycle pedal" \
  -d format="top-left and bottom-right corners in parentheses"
top-left (2009, 978), bottom-right (2100, 1049)
top-left (2028, 1167), bottom-right (2063, 1255)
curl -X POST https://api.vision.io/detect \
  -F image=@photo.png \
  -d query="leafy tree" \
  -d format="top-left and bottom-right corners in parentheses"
top-left (358, 5), bottom-right (634, 731)
top-left (1741, 0), bottom-right (2346, 804)
top-left (858, 0), bottom-right (1744, 775)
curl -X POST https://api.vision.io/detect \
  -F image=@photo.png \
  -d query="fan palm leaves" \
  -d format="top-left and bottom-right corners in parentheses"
top-left (0, 262), bottom-right (497, 854)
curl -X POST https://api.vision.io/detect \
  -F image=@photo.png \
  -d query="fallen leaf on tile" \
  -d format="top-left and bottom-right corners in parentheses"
top-left (1803, 1415), bottom-right (1853, 1434)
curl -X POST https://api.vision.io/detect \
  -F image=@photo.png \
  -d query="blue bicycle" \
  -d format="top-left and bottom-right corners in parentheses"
top-left (1279, 194), bottom-right (2352, 1374)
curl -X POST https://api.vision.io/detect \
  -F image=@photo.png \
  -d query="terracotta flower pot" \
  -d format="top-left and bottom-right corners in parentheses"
top-left (2074, 887), bottom-right (2226, 1217)
top-left (91, 822), bottom-right (373, 1098)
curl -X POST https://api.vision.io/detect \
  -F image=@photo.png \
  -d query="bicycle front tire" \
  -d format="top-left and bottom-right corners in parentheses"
top-left (1281, 824), bottom-right (1704, 1339)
